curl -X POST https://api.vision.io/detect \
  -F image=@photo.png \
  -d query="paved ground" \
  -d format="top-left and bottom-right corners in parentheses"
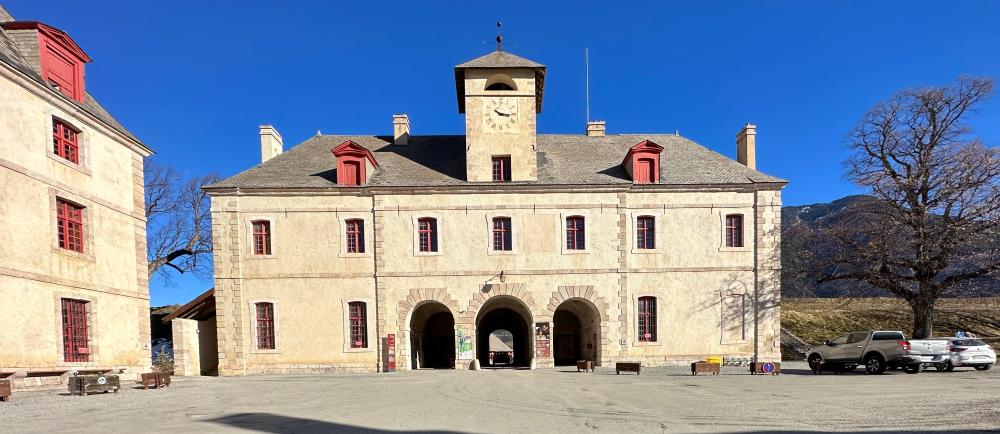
top-left (1, 362), bottom-right (998, 433)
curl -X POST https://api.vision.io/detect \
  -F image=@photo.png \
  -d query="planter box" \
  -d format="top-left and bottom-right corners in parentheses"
top-left (752, 361), bottom-right (781, 375)
top-left (0, 379), bottom-right (11, 402)
top-left (140, 372), bottom-right (171, 389)
top-left (691, 361), bottom-right (720, 375)
top-left (68, 374), bottom-right (120, 396)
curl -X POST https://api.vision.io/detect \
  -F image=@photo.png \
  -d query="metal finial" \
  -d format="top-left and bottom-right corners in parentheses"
top-left (496, 21), bottom-right (502, 51)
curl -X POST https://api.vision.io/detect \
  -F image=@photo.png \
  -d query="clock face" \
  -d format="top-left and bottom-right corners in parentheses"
top-left (483, 97), bottom-right (518, 132)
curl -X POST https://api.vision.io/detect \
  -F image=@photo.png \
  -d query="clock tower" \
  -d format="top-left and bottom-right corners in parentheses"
top-left (455, 50), bottom-right (546, 182)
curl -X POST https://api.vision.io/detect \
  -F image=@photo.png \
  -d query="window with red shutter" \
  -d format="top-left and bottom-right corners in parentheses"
top-left (725, 214), bottom-right (744, 248)
top-left (418, 218), bottom-right (438, 252)
top-left (52, 119), bottom-right (80, 164)
top-left (492, 217), bottom-right (512, 251)
top-left (638, 296), bottom-right (657, 342)
top-left (61, 298), bottom-right (89, 362)
top-left (252, 220), bottom-right (271, 255)
top-left (565, 216), bottom-right (585, 250)
top-left (349, 301), bottom-right (367, 348)
top-left (342, 161), bottom-right (361, 185)
top-left (637, 216), bottom-right (655, 249)
top-left (255, 302), bottom-right (275, 350)
top-left (56, 199), bottom-right (84, 253)
top-left (346, 219), bottom-right (365, 253)
top-left (491, 156), bottom-right (511, 182)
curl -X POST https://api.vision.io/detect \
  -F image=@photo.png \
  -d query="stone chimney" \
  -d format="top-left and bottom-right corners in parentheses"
top-left (736, 123), bottom-right (756, 170)
top-left (586, 120), bottom-right (606, 137)
top-left (393, 114), bottom-right (410, 145)
top-left (259, 125), bottom-right (283, 163)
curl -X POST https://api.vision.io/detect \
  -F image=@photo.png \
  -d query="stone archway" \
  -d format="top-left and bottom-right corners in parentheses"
top-left (397, 289), bottom-right (464, 370)
top-left (467, 283), bottom-right (539, 369)
top-left (544, 286), bottom-right (610, 366)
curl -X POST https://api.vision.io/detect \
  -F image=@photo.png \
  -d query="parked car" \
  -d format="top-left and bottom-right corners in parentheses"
top-left (806, 330), bottom-right (948, 374)
top-left (931, 338), bottom-right (996, 371)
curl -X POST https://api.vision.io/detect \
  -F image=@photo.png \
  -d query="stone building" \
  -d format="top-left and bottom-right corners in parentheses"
top-left (199, 47), bottom-right (785, 375)
top-left (0, 7), bottom-right (153, 387)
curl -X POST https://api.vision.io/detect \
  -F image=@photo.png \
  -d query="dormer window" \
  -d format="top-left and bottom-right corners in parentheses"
top-left (2, 22), bottom-right (92, 103)
top-left (331, 140), bottom-right (379, 186)
top-left (622, 140), bottom-right (664, 184)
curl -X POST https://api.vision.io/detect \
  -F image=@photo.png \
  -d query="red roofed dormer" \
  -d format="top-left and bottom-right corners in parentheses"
top-left (331, 140), bottom-right (379, 186)
top-left (622, 140), bottom-right (664, 184)
top-left (1, 21), bottom-right (92, 102)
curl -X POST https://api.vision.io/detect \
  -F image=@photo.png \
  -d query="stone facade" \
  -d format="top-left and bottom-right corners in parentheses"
top-left (0, 9), bottom-right (153, 388)
top-left (205, 48), bottom-right (784, 375)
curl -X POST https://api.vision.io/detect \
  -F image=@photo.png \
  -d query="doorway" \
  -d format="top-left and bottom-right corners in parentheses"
top-left (552, 299), bottom-right (601, 366)
top-left (476, 296), bottom-right (532, 368)
top-left (409, 302), bottom-right (455, 369)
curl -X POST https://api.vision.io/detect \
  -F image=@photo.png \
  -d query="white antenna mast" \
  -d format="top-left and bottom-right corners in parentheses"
top-left (585, 48), bottom-right (590, 123)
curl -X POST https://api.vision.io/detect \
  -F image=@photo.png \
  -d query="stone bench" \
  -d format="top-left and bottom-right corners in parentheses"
top-left (0, 379), bottom-right (11, 403)
top-left (576, 360), bottom-right (594, 373)
top-left (615, 361), bottom-right (641, 375)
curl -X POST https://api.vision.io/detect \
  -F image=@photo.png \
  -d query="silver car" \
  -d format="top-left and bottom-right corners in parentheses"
top-left (933, 338), bottom-right (996, 371)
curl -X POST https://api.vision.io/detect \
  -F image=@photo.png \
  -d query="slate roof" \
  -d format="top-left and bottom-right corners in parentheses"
top-left (0, 11), bottom-right (147, 150)
top-left (456, 50), bottom-right (545, 69)
top-left (207, 133), bottom-right (786, 190)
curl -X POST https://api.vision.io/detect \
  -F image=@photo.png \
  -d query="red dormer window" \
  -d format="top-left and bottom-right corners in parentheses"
top-left (622, 140), bottom-right (664, 184)
top-left (331, 140), bottom-right (379, 186)
top-left (2, 22), bottom-right (92, 102)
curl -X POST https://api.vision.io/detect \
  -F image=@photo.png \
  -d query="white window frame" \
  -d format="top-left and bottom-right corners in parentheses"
top-left (486, 213), bottom-right (519, 255)
top-left (411, 214), bottom-right (444, 256)
top-left (342, 299), bottom-right (375, 353)
top-left (629, 211), bottom-right (665, 254)
top-left (338, 214), bottom-right (373, 258)
top-left (245, 216), bottom-right (279, 259)
top-left (558, 211), bottom-right (591, 255)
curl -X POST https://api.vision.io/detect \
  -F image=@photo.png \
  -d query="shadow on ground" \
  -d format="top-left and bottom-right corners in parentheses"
top-left (207, 413), bottom-right (467, 433)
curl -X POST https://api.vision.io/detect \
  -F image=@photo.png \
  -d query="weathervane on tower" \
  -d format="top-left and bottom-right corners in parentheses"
top-left (496, 20), bottom-right (503, 51)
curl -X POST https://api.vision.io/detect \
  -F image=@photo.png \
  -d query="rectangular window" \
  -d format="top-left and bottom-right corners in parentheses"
top-left (255, 302), bottom-right (275, 350)
top-left (491, 156), bottom-right (511, 182)
top-left (349, 301), bottom-right (367, 348)
top-left (492, 217), bottom-right (512, 251)
top-left (637, 216), bottom-right (655, 249)
top-left (61, 298), bottom-right (89, 362)
top-left (638, 296), bottom-right (657, 342)
top-left (418, 218), bottom-right (438, 252)
top-left (52, 120), bottom-right (80, 164)
top-left (57, 199), bottom-right (84, 253)
top-left (346, 219), bottom-right (365, 253)
top-left (565, 216), bottom-right (585, 250)
top-left (725, 214), bottom-right (744, 248)
top-left (252, 220), bottom-right (271, 255)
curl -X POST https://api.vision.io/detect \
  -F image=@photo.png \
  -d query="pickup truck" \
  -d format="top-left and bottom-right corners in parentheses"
top-left (806, 330), bottom-right (949, 374)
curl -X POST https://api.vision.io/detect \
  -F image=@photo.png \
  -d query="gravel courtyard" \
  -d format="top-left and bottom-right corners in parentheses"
top-left (1, 362), bottom-right (998, 433)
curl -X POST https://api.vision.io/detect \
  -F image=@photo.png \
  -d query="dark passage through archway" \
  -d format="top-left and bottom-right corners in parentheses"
top-left (553, 299), bottom-right (601, 366)
top-left (476, 297), bottom-right (532, 368)
top-left (409, 302), bottom-right (455, 369)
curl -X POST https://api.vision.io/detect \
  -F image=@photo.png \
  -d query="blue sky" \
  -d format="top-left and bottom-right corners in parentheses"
top-left (6, 1), bottom-right (999, 305)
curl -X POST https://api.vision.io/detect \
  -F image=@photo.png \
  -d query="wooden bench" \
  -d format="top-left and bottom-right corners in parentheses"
top-left (140, 372), bottom-right (171, 389)
top-left (0, 379), bottom-right (11, 403)
top-left (576, 360), bottom-right (594, 373)
top-left (615, 362), bottom-right (641, 375)
top-left (691, 361), bottom-right (720, 376)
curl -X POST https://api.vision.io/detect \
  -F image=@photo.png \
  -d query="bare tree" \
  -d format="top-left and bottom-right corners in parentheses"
top-left (145, 159), bottom-right (219, 283)
top-left (820, 76), bottom-right (1000, 338)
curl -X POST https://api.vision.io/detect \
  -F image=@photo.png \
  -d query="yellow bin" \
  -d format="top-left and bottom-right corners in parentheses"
top-left (705, 356), bottom-right (723, 365)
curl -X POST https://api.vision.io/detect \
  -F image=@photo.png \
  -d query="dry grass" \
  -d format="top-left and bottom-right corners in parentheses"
top-left (782, 297), bottom-right (1000, 345)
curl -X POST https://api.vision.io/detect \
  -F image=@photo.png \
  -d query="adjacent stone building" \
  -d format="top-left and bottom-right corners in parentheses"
top-left (0, 7), bottom-right (153, 387)
top-left (201, 48), bottom-right (785, 375)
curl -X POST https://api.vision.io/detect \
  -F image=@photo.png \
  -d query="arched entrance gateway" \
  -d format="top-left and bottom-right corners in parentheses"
top-left (476, 296), bottom-right (533, 368)
top-left (408, 302), bottom-right (456, 369)
top-left (552, 299), bottom-right (602, 366)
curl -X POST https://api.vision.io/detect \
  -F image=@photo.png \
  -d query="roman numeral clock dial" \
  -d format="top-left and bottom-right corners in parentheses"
top-left (484, 97), bottom-right (518, 132)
